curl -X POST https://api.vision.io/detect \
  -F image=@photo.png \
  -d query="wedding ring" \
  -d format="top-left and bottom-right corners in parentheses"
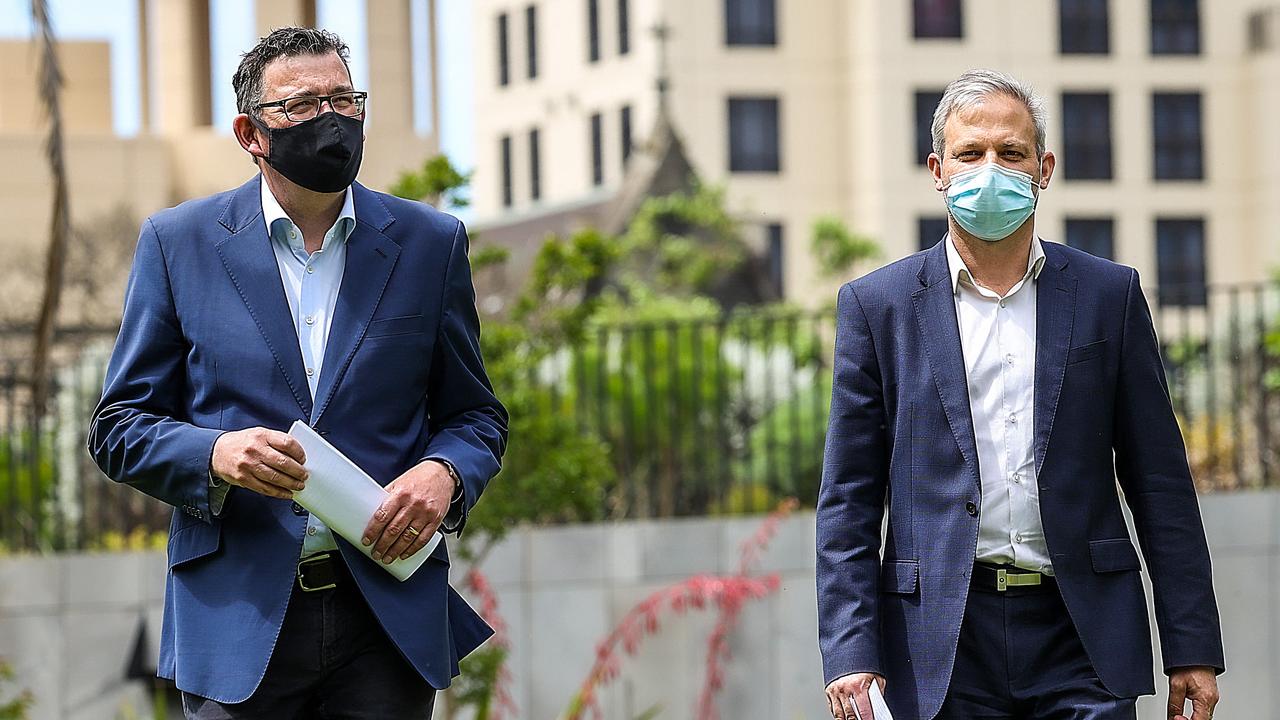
top-left (404, 526), bottom-right (420, 537)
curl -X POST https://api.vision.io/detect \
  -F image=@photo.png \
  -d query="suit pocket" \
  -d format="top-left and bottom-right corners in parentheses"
top-left (1089, 538), bottom-right (1141, 573)
top-left (366, 314), bottom-right (425, 338)
top-left (880, 560), bottom-right (919, 594)
top-left (168, 520), bottom-right (222, 569)
top-left (1066, 339), bottom-right (1107, 365)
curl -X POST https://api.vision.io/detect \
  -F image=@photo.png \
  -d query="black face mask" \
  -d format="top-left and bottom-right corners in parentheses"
top-left (252, 111), bottom-right (364, 193)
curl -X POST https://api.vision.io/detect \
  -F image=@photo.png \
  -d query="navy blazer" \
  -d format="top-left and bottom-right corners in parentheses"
top-left (89, 176), bottom-right (508, 703)
top-left (816, 239), bottom-right (1224, 719)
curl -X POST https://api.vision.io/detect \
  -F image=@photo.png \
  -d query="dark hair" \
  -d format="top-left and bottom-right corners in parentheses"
top-left (232, 27), bottom-right (351, 117)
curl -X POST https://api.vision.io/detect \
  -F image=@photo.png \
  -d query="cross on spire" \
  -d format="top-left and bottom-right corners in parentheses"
top-left (650, 20), bottom-right (672, 113)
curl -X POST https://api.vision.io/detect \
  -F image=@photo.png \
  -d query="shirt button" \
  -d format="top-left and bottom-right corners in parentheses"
top-left (305, 315), bottom-right (315, 325)
top-left (1009, 414), bottom-right (1017, 425)
top-left (307, 526), bottom-right (317, 536)
top-left (307, 265), bottom-right (315, 274)
top-left (1005, 353), bottom-right (1014, 364)
top-left (306, 367), bottom-right (315, 377)
top-left (1000, 301), bottom-right (1007, 308)
top-left (1015, 533), bottom-right (1024, 543)
top-left (1012, 472), bottom-right (1022, 484)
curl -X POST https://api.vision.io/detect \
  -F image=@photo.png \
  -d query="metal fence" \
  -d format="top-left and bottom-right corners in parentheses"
top-left (1, 281), bottom-right (1277, 552)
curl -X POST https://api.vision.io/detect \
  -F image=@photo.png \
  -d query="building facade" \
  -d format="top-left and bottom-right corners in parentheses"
top-left (1, 0), bottom-right (438, 329)
top-left (471, 0), bottom-right (1280, 307)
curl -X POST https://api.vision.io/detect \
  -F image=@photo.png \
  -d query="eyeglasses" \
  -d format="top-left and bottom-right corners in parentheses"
top-left (255, 91), bottom-right (368, 122)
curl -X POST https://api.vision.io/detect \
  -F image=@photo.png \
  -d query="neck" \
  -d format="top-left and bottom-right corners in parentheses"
top-left (949, 219), bottom-right (1036, 296)
top-left (261, 165), bottom-right (345, 252)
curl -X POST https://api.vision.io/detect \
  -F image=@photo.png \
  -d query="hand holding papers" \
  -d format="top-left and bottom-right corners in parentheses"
top-left (288, 421), bottom-right (440, 581)
top-left (862, 682), bottom-right (894, 720)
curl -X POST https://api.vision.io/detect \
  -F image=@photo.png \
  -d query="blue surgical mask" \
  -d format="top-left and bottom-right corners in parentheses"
top-left (942, 163), bottom-right (1039, 242)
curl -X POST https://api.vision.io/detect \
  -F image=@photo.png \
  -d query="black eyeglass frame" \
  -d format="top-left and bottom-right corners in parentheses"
top-left (254, 91), bottom-right (369, 122)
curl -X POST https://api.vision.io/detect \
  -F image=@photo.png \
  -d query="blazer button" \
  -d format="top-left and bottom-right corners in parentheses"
top-left (292, 502), bottom-right (307, 515)
top-left (965, 501), bottom-right (978, 517)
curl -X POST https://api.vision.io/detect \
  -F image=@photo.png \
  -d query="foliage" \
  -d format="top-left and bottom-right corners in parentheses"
top-left (0, 659), bottom-right (32, 720)
top-left (811, 216), bottom-right (880, 278)
top-left (389, 155), bottom-right (472, 208)
top-left (737, 372), bottom-right (832, 502)
top-left (620, 186), bottom-right (747, 296)
top-left (86, 528), bottom-right (168, 552)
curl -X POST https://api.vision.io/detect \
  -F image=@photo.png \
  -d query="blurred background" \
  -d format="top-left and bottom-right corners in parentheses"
top-left (0, 0), bottom-right (1277, 718)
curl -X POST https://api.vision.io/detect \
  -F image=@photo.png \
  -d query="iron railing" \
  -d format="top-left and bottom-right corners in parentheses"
top-left (0, 281), bottom-right (1277, 552)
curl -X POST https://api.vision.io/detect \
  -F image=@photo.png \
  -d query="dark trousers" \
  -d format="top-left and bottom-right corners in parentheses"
top-left (181, 562), bottom-right (435, 719)
top-left (937, 571), bottom-right (1137, 720)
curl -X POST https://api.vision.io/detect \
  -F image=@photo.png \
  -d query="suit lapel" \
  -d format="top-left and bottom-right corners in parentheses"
top-left (215, 177), bottom-right (313, 419)
top-left (912, 242), bottom-right (982, 487)
top-left (311, 186), bottom-right (401, 424)
top-left (1033, 245), bottom-right (1077, 476)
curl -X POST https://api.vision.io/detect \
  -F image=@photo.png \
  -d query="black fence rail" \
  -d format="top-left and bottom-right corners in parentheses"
top-left (0, 281), bottom-right (1277, 552)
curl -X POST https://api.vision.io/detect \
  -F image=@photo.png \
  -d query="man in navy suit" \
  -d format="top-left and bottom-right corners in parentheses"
top-left (816, 70), bottom-right (1223, 720)
top-left (89, 27), bottom-right (507, 718)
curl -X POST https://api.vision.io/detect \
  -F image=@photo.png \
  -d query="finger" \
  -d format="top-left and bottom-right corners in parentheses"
top-left (382, 513), bottom-right (425, 563)
top-left (854, 686), bottom-right (874, 720)
top-left (372, 505), bottom-right (415, 560)
top-left (240, 475), bottom-right (293, 500)
top-left (363, 494), bottom-right (402, 547)
top-left (265, 431), bottom-right (307, 465)
top-left (826, 691), bottom-right (838, 720)
top-left (250, 462), bottom-right (296, 491)
top-left (398, 525), bottom-right (435, 560)
top-left (261, 448), bottom-right (308, 486)
top-left (1168, 681), bottom-right (1188, 720)
top-left (843, 692), bottom-right (862, 720)
top-left (1190, 696), bottom-right (1213, 720)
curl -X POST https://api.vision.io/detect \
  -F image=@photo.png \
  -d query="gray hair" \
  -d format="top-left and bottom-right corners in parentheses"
top-left (233, 27), bottom-right (351, 117)
top-left (931, 69), bottom-right (1047, 159)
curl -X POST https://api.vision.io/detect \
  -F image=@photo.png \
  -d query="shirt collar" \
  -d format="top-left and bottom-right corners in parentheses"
top-left (260, 175), bottom-right (356, 254)
top-left (945, 233), bottom-right (1047, 295)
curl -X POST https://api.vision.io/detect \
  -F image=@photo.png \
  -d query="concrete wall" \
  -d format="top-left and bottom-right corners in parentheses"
top-left (1, 491), bottom-right (1276, 719)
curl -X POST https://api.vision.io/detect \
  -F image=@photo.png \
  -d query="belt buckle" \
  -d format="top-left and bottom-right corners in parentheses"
top-left (297, 553), bottom-right (337, 593)
top-left (995, 568), bottom-right (1041, 592)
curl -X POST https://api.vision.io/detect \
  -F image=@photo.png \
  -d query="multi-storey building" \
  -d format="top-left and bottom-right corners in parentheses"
top-left (471, 0), bottom-right (1280, 307)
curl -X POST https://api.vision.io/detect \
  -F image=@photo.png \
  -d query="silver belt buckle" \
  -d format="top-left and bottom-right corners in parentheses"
top-left (297, 553), bottom-right (337, 593)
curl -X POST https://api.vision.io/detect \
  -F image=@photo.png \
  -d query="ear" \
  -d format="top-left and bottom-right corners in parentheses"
top-left (927, 152), bottom-right (945, 191)
top-left (1037, 150), bottom-right (1056, 189)
top-left (233, 114), bottom-right (267, 162)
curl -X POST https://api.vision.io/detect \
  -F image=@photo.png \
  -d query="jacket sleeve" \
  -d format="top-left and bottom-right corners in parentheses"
top-left (816, 283), bottom-right (890, 684)
top-left (419, 220), bottom-right (509, 536)
top-left (1114, 268), bottom-right (1225, 674)
top-left (87, 218), bottom-right (224, 521)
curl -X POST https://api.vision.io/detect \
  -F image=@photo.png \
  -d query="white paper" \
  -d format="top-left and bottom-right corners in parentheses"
top-left (854, 683), bottom-right (894, 720)
top-left (288, 421), bottom-right (440, 581)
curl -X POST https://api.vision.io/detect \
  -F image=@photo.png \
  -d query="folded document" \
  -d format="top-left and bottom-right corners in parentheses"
top-left (288, 421), bottom-right (440, 581)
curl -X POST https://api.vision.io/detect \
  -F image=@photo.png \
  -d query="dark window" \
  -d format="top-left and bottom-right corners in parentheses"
top-left (1064, 218), bottom-right (1114, 259)
top-left (619, 0), bottom-right (631, 55)
top-left (1059, 0), bottom-right (1109, 54)
top-left (529, 128), bottom-right (541, 201)
top-left (726, 0), bottom-right (777, 46)
top-left (1151, 0), bottom-right (1199, 55)
top-left (1156, 218), bottom-right (1207, 306)
top-left (525, 5), bottom-right (538, 79)
top-left (1061, 92), bottom-right (1113, 180)
top-left (621, 104), bottom-right (633, 167)
top-left (497, 13), bottom-right (510, 86)
top-left (913, 0), bottom-right (963, 39)
top-left (728, 96), bottom-right (781, 173)
top-left (591, 112), bottom-right (604, 186)
top-left (588, 0), bottom-right (601, 62)
top-left (915, 90), bottom-right (944, 164)
top-left (767, 223), bottom-right (785, 297)
top-left (1153, 92), bottom-right (1203, 180)
top-left (918, 216), bottom-right (949, 251)
top-left (500, 135), bottom-right (513, 208)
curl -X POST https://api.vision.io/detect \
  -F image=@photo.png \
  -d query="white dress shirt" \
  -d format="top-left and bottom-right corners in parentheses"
top-left (945, 234), bottom-right (1054, 575)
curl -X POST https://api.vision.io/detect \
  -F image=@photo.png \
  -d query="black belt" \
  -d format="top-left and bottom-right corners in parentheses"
top-left (972, 563), bottom-right (1055, 594)
top-left (297, 551), bottom-right (348, 592)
